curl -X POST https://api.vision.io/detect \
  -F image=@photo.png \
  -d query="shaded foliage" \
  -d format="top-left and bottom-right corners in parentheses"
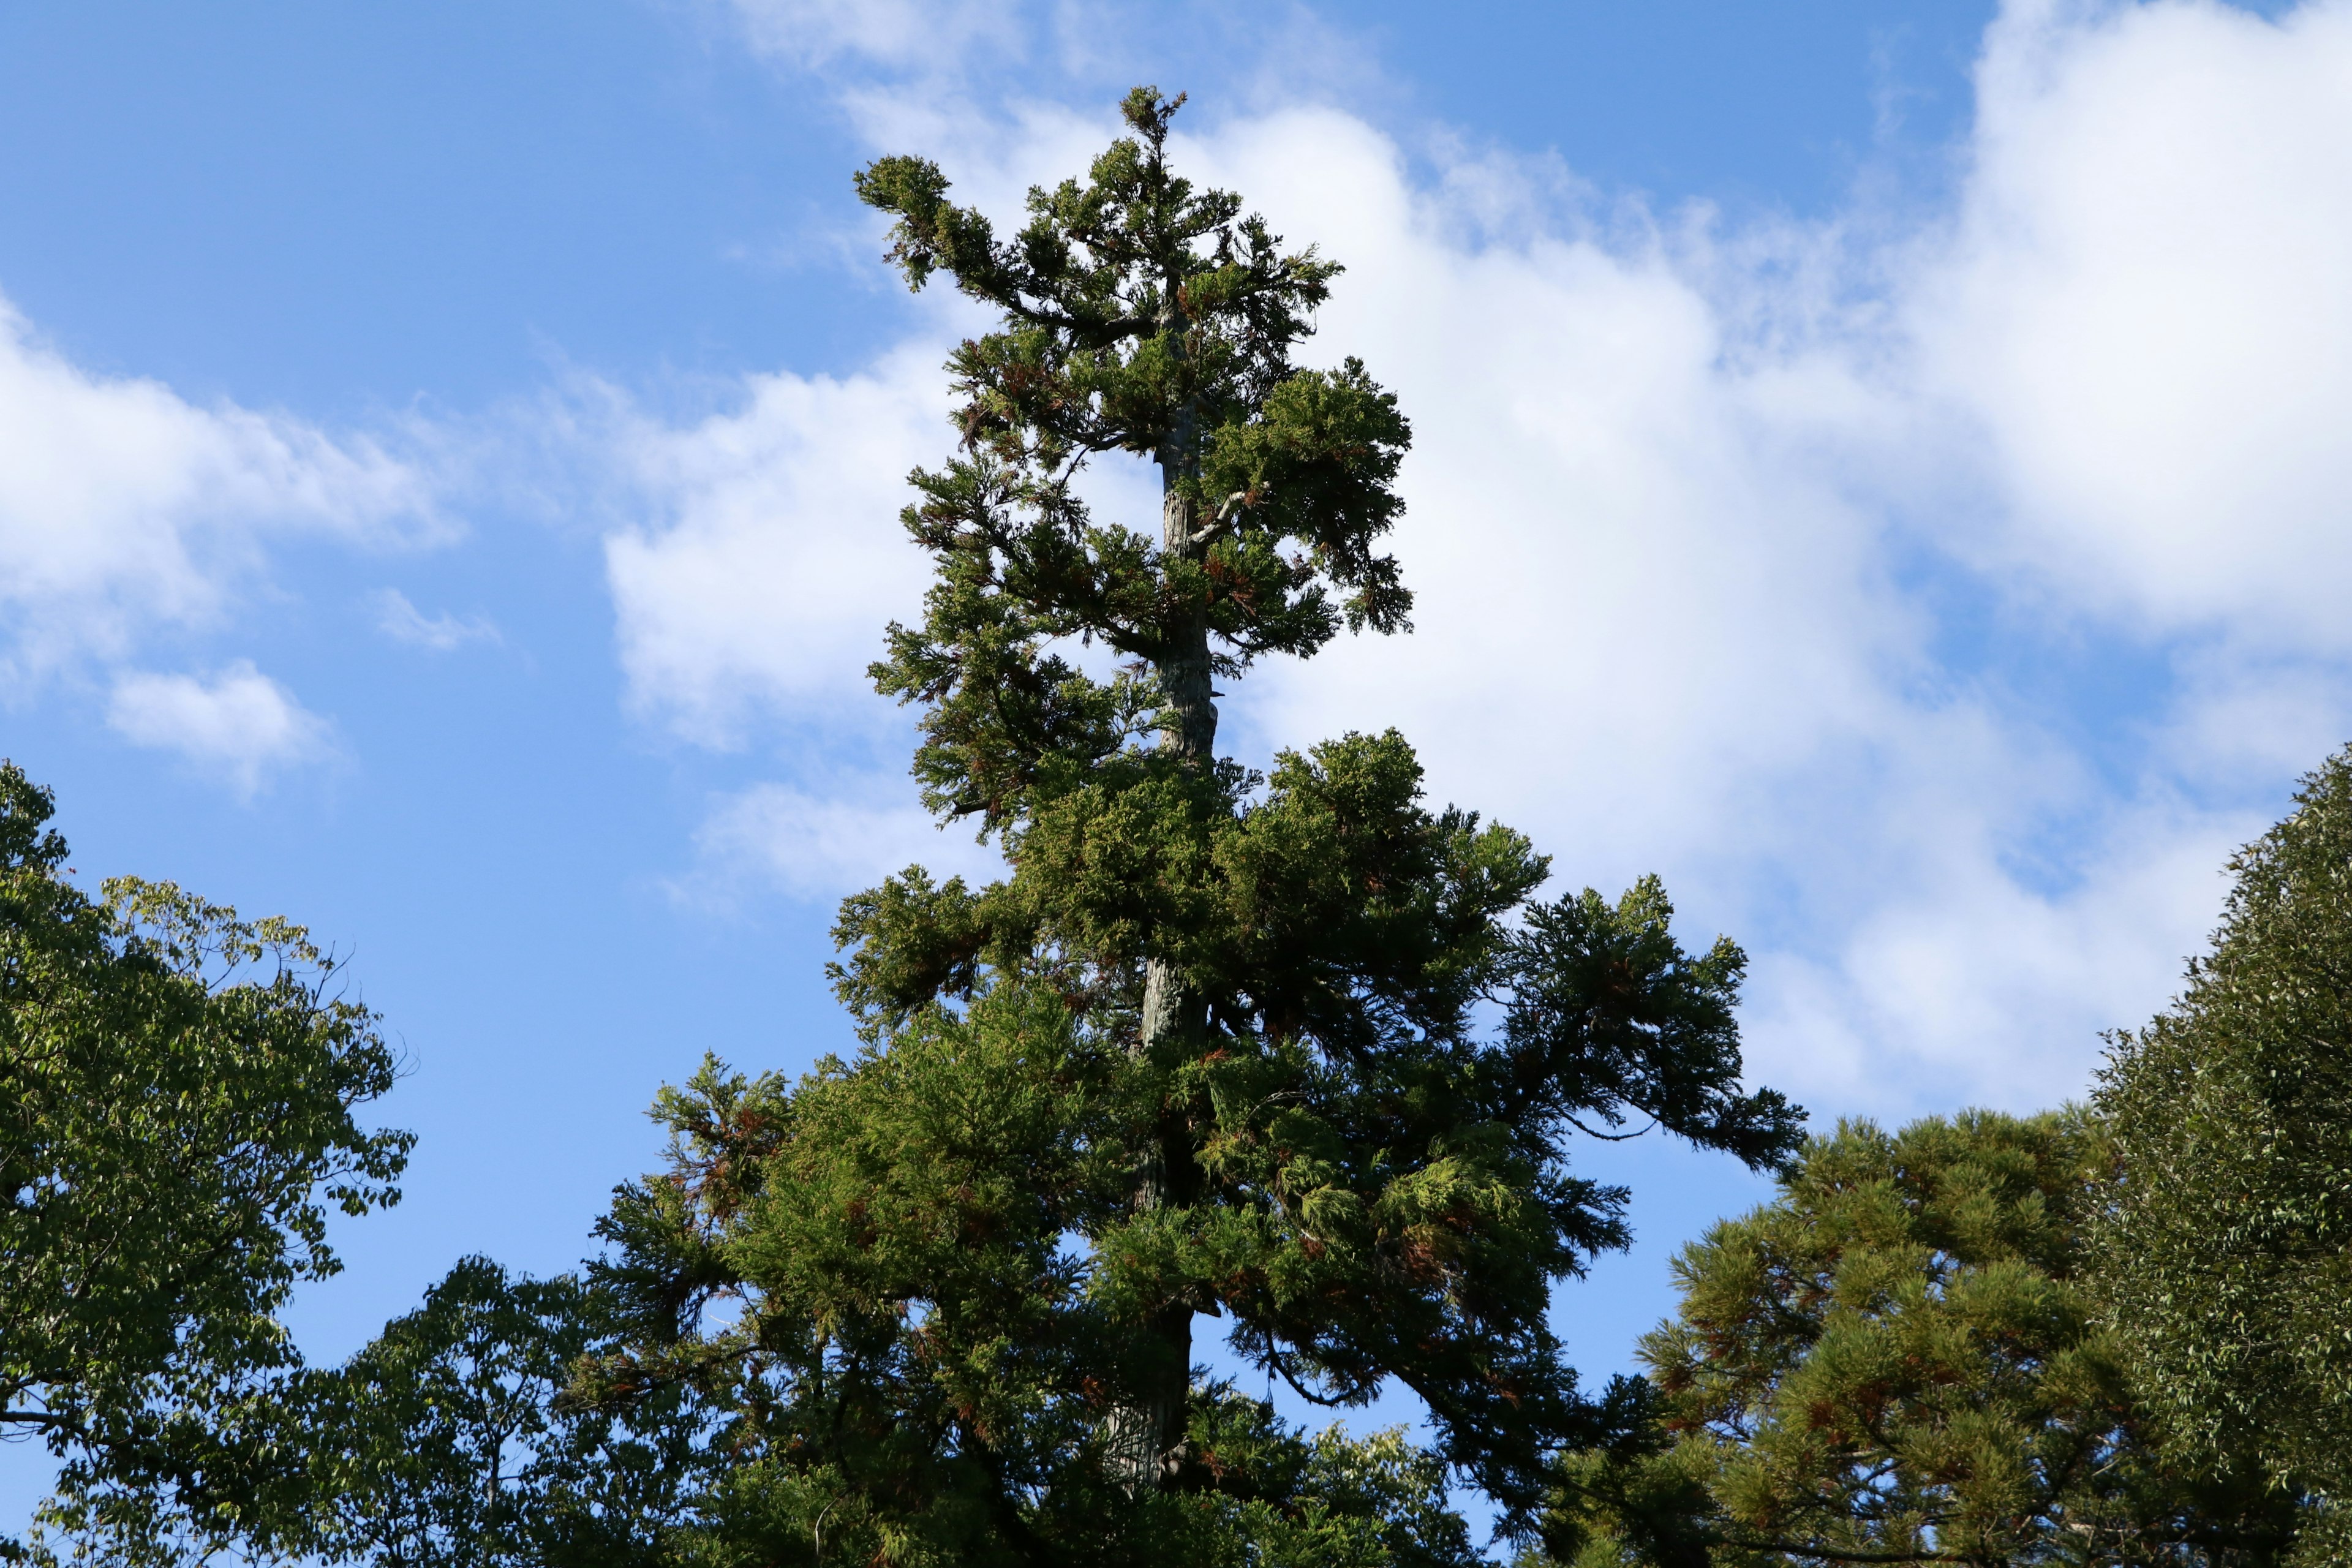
top-left (2094, 746), bottom-right (2352, 1558)
top-left (0, 761), bottom-right (409, 1562)
top-left (1543, 1112), bottom-right (2297, 1566)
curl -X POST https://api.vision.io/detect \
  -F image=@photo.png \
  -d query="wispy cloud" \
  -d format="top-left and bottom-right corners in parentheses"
top-left (0, 296), bottom-right (439, 683)
top-left (723, 0), bottom-right (1020, 75)
top-left (687, 779), bottom-right (1004, 905)
top-left (107, 662), bottom-right (334, 798)
top-left (372, 587), bottom-right (499, 652)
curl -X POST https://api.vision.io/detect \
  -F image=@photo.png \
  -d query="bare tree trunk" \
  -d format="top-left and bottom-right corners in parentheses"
top-left (1102, 316), bottom-right (1214, 1494)
top-left (1149, 390), bottom-right (1218, 767)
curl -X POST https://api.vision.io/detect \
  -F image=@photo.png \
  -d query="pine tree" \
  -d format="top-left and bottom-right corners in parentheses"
top-left (1544, 1112), bottom-right (2296, 1566)
top-left (579, 89), bottom-right (1801, 1561)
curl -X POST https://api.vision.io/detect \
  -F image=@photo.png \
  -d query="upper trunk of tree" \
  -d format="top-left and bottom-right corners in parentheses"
top-left (1106, 301), bottom-right (1215, 1495)
top-left (1152, 379), bottom-right (1217, 766)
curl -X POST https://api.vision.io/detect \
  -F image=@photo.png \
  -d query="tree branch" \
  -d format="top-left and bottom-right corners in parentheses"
top-left (1188, 491), bottom-right (1253, 546)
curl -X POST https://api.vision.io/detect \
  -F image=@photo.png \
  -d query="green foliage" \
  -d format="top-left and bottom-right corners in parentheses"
top-left (856, 86), bottom-right (1410, 824)
top-left (574, 86), bottom-right (1800, 1558)
top-left (581, 989), bottom-right (1150, 1564)
top-left (0, 761), bottom-right (411, 1562)
top-left (284, 1258), bottom-right (707, 1567)
top-left (572, 991), bottom-right (1486, 1566)
top-left (2094, 747), bottom-right (2352, 1550)
top-left (600, 748), bottom-right (1800, 1539)
top-left (1544, 1112), bottom-right (2296, 1566)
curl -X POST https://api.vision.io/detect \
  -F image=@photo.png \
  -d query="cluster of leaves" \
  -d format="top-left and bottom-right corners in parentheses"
top-left (570, 981), bottom-right (1487, 1565)
top-left (2094, 745), bottom-right (2352, 1557)
top-left (0, 761), bottom-right (410, 1564)
top-left (276, 1259), bottom-right (709, 1568)
top-left (1544, 1112), bottom-right (2295, 1566)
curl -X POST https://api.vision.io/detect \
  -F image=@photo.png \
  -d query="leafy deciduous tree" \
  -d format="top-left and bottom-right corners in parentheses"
top-left (2094, 747), bottom-right (2352, 1558)
top-left (0, 762), bottom-right (410, 1563)
top-left (291, 1258), bottom-right (708, 1568)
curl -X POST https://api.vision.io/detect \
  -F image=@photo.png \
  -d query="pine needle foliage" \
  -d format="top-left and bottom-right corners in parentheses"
top-left (2094, 747), bottom-right (2352, 1556)
top-left (577, 89), bottom-right (1802, 1560)
top-left (1542, 1112), bottom-right (2295, 1567)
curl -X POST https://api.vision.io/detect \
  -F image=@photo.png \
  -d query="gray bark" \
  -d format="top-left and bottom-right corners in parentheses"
top-left (1103, 292), bottom-right (1215, 1495)
top-left (1150, 386), bottom-right (1218, 766)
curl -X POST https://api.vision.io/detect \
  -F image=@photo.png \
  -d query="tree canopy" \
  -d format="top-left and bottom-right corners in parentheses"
top-left (265, 1257), bottom-right (709, 1568)
top-left (0, 761), bottom-right (410, 1564)
top-left (1545, 1112), bottom-right (2296, 1566)
top-left (569, 86), bottom-right (1803, 1561)
top-left (2094, 747), bottom-right (2352, 1558)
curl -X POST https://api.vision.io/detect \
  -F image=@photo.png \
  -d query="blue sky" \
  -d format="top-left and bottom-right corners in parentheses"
top-left (8, 0), bottom-right (2351, 1531)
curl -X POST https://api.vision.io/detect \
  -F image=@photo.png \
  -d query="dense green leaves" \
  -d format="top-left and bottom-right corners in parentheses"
top-left (1545, 1112), bottom-right (2294, 1566)
top-left (578, 87), bottom-right (1801, 1557)
top-left (289, 1259), bottom-right (707, 1568)
top-left (589, 989), bottom-right (1156, 1562)
top-left (2094, 747), bottom-right (2352, 1553)
top-left (755, 722), bottom-right (1801, 1534)
top-left (0, 762), bottom-right (410, 1562)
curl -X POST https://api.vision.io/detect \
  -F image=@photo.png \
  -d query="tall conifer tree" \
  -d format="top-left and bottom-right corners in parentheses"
top-left (580, 90), bottom-right (1801, 1561)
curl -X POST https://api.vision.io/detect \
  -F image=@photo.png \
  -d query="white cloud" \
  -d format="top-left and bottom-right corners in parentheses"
top-left (1914, 0), bottom-right (2352, 645)
top-left (1749, 795), bottom-right (2251, 1113)
top-left (1188, 108), bottom-right (1900, 848)
top-left (616, 0), bottom-right (2352, 1115)
top-left (691, 780), bottom-right (1004, 903)
top-left (0, 297), bottom-right (435, 680)
top-left (601, 344), bottom-right (954, 746)
top-left (106, 662), bottom-right (333, 797)
top-left (1170, 108), bottom-right (2143, 1112)
top-left (723, 0), bottom-right (1019, 74)
top-left (372, 587), bottom-right (498, 651)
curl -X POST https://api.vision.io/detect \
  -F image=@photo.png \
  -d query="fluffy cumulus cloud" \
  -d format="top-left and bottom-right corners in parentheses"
top-left (106, 662), bottom-right (334, 797)
top-left (1917, 0), bottom-right (2352, 644)
top-left (0, 299), bottom-right (433, 679)
top-left (0, 296), bottom-right (439, 800)
top-left (615, 0), bottom-right (2352, 1112)
top-left (601, 344), bottom-right (954, 747)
